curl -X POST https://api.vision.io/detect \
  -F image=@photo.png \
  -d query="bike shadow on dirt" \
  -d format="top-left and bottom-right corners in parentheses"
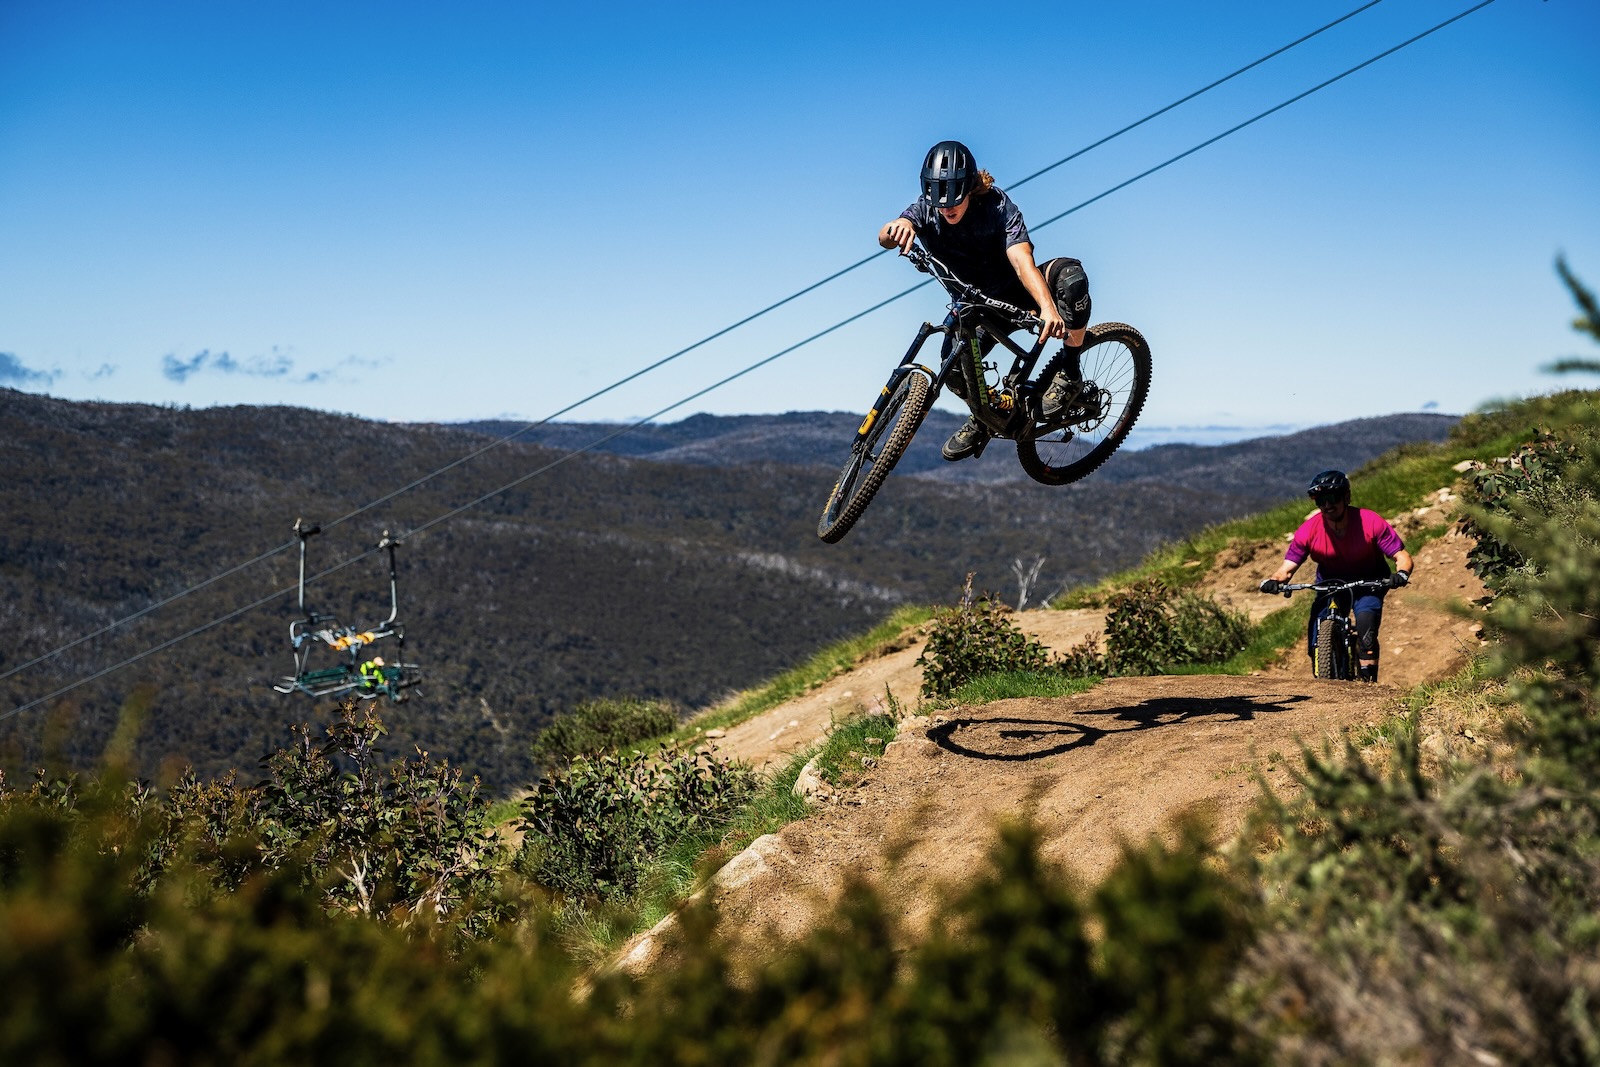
top-left (926, 693), bottom-right (1314, 762)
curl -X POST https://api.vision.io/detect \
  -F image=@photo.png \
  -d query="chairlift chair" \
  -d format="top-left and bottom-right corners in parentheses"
top-left (272, 519), bottom-right (423, 702)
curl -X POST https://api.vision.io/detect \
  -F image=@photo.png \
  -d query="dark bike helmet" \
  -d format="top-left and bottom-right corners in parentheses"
top-left (921, 140), bottom-right (977, 208)
top-left (1307, 469), bottom-right (1351, 501)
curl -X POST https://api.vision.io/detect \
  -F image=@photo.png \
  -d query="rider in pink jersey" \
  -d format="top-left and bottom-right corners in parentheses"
top-left (1259, 470), bottom-right (1415, 683)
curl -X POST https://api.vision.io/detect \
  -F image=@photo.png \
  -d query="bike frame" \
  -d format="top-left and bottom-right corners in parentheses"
top-left (846, 247), bottom-right (1052, 453)
top-left (1274, 577), bottom-right (1391, 680)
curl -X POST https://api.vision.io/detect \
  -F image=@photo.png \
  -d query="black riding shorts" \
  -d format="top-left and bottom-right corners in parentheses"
top-left (1042, 257), bottom-right (1092, 331)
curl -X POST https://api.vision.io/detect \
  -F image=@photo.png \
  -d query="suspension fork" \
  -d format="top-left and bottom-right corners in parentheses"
top-left (851, 321), bottom-right (942, 446)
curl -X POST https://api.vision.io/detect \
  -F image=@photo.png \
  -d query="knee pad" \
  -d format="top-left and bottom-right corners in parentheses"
top-left (1355, 611), bottom-right (1380, 658)
top-left (1044, 257), bottom-right (1092, 331)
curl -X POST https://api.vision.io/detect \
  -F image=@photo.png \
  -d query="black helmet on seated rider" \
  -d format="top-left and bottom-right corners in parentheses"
top-left (920, 140), bottom-right (977, 208)
top-left (1307, 469), bottom-right (1351, 505)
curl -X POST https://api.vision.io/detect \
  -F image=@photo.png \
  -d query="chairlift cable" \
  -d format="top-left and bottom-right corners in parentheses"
top-left (3, 0), bottom-right (1498, 721)
top-left (0, 0), bottom-right (1392, 687)
top-left (1028, 0), bottom-right (1499, 234)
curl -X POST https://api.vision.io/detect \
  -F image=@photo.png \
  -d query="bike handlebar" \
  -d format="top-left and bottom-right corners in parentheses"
top-left (903, 245), bottom-right (1041, 330)
top-left (1268, 577), bottom-right (1394, 599)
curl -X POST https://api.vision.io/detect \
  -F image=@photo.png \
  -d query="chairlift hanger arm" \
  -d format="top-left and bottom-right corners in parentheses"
top-left (376, 530), bottom-right (403, 626)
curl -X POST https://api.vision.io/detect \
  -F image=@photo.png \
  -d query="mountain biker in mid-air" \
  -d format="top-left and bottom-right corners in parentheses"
top-left (1259, 470), bottom-right (1415, 683)
top-left (878, 140), bottom-right (1093, 462)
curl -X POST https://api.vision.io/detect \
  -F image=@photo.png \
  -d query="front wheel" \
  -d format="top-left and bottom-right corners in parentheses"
top-left (1313, 616), bottom-right (1338, 679)
top-left (1016, 322), bottom-right (1152, 486)
top-left (817, 372), bottom-right (933, 543)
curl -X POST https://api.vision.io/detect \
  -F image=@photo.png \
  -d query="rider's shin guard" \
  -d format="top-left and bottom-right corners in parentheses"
top-left (1357, 662), bottom-right (1378, 683)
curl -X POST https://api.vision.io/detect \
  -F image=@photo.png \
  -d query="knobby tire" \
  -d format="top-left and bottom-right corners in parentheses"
top-left (817, 372), bottom-right (932, 543)
top-left (1016, 322), bottom-right (1152, 486)
top-left (1313, 617), bottom-right (1336, 679)
top-left (1313, 615), bottom-right (1359, 681)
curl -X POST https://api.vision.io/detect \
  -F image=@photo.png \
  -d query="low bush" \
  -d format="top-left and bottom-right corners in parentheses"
top-left (2, 700), bottom-right (510, 939)
top-left (918, 574), bottom-right (1050, 697)
top-left (1459, 413), bottom-right (1599, 593)
top-left (1103, 578), bottom-right (1250, 675)
top-left (516, 744), bottom-right (757, 900)
top-left (529, 696), bottom-right (679, 769)
top-left (1055, 634), bottom-right (1105, 678)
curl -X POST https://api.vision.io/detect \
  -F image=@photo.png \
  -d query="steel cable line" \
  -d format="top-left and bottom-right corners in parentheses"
top-left (1028, 0), bottom-right (1498, 234)
top-left (0, 0), bottom-right (1388, 688)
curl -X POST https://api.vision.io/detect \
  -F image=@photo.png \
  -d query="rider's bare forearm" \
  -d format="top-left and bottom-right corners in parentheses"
top-left (1269, 560), bottom-right (1301, 584)
top-left (1007, 242), bottom-right (1066, 340)
top-left (880, 218), bottom-right (916, 252)
top-left (1393, 549), bottom-right (1414, 575)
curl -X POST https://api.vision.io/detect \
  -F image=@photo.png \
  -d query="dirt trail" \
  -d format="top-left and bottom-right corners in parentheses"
top-left (635, 495), bottom-right (1490, 969)
top-left (710, 607), bottom-right (1107, 770)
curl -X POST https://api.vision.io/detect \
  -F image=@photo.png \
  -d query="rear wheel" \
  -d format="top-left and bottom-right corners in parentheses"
top-left (817, 372), bottom-right (933, 543)
top-left (1016, 322), bottom-right (1152, 486)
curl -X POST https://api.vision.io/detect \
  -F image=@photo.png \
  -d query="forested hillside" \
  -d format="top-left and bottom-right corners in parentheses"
top-left (0, 388), bottom-right (1452, 791)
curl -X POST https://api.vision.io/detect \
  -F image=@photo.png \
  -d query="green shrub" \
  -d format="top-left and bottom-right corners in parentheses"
top-left (1103, 578), bottom-right (1174, 675)
top-left (1055, 634), bottom-right (1106, 678)
top-left (529, 696), bottom-right (678, 769)
top-left (917, 575), bottom-right (1050, 697)
top-left (1103, 578), bottom-right (1250, 675)
top-left (1168, 589), bottom-right (1253, 664)
top-left (2, 701), bottom-right (510, 939)
top-left (517, 744), bottom-right (756, 899)
top-left (1460, 417), bottom-right (1599, 593)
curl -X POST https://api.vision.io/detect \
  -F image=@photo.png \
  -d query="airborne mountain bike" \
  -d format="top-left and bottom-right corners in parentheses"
top-left (817, 244), bottom-right (1151, 544)
top-left (1265, 577), bottom-right (1394, 681)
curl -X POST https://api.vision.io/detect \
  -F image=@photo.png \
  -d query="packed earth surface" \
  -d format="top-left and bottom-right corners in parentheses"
top-left (622, 491), bottom-right (1491, 971)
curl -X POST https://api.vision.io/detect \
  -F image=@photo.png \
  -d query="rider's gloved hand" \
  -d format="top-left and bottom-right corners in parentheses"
top-left (1389, 569), bottom-right (1411, 588)
top-left (1259, 579), bottom-right (1283, 595)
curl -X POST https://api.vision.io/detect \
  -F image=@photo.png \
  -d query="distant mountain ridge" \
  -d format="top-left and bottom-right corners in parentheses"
top-left (444, 411), bottom-right (1460, 496)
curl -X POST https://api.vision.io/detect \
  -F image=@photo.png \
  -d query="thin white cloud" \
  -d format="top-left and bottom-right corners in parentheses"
top-left (162, 348), bottom-right (389, 385)
top-left (0, 352), bottom-right (59, 386)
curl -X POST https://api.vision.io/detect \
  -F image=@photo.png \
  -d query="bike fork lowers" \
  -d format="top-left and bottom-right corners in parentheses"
top-left (851, 322), bottom-right (939, 447)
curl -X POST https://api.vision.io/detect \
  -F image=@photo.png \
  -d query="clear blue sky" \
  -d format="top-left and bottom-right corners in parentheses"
top-left (3, 0), bottom-right (1597, 445)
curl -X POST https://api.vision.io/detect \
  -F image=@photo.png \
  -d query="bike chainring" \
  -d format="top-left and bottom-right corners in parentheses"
top-left (1032, 380), bottom-right (1110, 434)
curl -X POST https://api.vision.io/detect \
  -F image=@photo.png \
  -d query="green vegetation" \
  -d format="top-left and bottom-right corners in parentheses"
top-left (811, 708), bottom-right (898, 788)
top-left (1101, 578), bottom-right (1251, 675)
top-left (943, 670), bottom-right (1100, 704)
top-left (528, 696), bottom-right (678, 769)
top-left (515, 744), bottom-right (757, 900)
top-left (918, 572), bottom-right (1251, 697)
top-left (917, 576), bottom-right (1050, 696)
top-left (1170, 598), bottom-right (1311, 677)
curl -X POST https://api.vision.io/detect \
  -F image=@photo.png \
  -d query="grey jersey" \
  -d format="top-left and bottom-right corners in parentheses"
top-left (899, 187), bottom-right (1032, 305)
